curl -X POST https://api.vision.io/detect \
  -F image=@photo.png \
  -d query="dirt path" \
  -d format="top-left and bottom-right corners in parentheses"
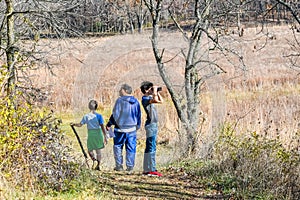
top-left (73, 144), bottom-right (229, 199)
top-left (68, 128), bottom-right (228, 199)
top-left (95, 167), bottom-right (228, 200)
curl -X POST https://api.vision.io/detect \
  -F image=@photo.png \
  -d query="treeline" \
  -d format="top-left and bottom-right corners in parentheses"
top-left (9, 0), bottom-right (300, 40)
top-left (73, 0), bottom-right (300, 35)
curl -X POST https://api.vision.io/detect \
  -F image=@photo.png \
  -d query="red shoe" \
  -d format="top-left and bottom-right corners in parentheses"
top-left (148, 171), bottom-right (163, 177)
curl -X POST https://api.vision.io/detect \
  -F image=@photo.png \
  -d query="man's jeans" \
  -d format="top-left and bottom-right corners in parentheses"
top-left (113, 130), bottom-right (137, 169)
top-left (143, 123), bottom-right (158, 172)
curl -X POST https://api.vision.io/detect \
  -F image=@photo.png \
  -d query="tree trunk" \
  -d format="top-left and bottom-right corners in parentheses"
top-left (5, 0), bottom-right (17, 96)
top-left (144, 0), bottom-right (219, 157)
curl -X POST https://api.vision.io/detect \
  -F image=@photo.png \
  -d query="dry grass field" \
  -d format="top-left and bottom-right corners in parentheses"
top-left (30, 24), bottom-right (300, 155)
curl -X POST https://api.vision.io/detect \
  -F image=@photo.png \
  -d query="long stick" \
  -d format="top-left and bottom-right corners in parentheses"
top-left (70, 125), bottom-right (90, 168)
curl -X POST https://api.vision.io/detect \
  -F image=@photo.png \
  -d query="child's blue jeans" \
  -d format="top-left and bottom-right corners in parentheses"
top-left (143, 123), bottom-right (158, 172)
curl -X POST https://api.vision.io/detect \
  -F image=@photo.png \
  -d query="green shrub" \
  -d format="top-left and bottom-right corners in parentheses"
top-left (0, 93), bottom-right (80, 194)
top-left (214, 124), bottom-right (300, 199)
top-left (171, 124), bottom-right (299, 199)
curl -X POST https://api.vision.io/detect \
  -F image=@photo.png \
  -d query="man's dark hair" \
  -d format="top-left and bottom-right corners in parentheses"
top-left (88, 100), bottom-right (98, 110)
top-left (121, 83), bottom-right (132, 94)
top-left (140, 81), bottom-right (153, 94)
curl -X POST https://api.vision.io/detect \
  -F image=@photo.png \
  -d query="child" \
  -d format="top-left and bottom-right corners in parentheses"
top-left (140, 81), bottom-right (163, 177)
top-left (70, 100), bottom-right (107, 170)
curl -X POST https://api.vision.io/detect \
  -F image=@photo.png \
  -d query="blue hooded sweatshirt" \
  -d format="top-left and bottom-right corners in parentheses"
top-left (107, 95), bottom-right (141, 131)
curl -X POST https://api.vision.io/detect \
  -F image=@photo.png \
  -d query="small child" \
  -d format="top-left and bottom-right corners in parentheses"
top-left (70, 100), bottom-right (107, 170)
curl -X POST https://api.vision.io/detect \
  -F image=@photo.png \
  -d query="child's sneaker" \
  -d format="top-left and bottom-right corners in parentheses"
top-left (149, 171), bottom-right (163, 177)
top-left (142, 171), bottom-right (149, 176)
top-left (143, 171), bottom-right (163, 177)
top-left (94, 161), bottom-right (100, 170)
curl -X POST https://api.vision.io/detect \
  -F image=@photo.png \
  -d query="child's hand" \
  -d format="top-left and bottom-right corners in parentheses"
top-left (104, 135), bottom-right (108, 145)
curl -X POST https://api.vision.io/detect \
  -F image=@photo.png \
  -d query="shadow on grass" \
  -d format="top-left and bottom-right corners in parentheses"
top-left (96, 170), bottom-right (230, 199)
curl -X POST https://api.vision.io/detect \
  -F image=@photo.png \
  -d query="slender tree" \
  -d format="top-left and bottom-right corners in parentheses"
top-left (143, 0), bottom-right (248, 156)
top-left (143, 0), bottom-right (300, 157)
top-left (0, 0), bottom-right (84, 99)
top-left (4, 0), bottom-right (16, 96)
top-left (275, 0), bottom-right (300, 70)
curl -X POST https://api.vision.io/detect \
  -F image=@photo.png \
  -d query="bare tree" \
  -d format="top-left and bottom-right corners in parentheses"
top-left (142, 0), bottom-right (300, 157)
top-left (143, 0), bottom-right (249, 156)
top-left (275, 0), bottom-right (300, 72)
top-left (126, 0), bottom-right (148, 33)
top-left (0, 0), bottom-right (84, 99)
top-left (105, 0), bottom-right (148, 34)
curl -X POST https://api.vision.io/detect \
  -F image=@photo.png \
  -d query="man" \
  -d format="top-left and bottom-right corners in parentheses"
top-left (140, 81), bottom-right (163, 177)
top-left (106, 84), bottom-right (141, 172)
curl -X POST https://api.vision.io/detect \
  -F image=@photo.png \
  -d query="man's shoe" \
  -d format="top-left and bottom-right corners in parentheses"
top-left (126, 167), bottom-right (134, 174)
top-left (114, 166), bottom-right (124, 171)
top-left (126, 167), bottom-right (133, 171)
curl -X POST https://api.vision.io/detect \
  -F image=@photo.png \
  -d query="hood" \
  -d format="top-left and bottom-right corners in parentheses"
top-left (120, 95), bottom-right (137, 104)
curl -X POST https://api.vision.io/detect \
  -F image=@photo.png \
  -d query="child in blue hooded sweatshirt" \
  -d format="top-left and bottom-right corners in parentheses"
top-left (106, 83), bottom-right (141, 172)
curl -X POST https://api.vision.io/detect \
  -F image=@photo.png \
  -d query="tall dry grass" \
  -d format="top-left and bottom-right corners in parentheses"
top-left (27, 25), bottom-right (300, 148)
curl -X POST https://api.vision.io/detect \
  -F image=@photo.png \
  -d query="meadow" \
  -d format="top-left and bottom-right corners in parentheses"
top-left (32, 24), bottom-right (299, 149)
